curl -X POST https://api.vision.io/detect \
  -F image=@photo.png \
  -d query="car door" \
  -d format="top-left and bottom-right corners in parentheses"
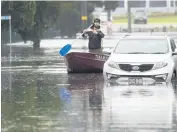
top-left (170, 39), bottom-right (177, 71)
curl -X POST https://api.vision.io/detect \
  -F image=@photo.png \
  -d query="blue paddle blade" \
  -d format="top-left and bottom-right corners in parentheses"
top-left (59, 44), bottom-right (72, 56)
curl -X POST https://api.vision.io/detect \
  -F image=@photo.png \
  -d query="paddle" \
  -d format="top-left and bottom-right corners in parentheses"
top-left (59, 24), bottom-right (93, 56)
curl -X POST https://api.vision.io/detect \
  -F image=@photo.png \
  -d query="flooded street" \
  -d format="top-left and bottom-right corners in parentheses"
top-left (1, 38), bottom-right (177, 132)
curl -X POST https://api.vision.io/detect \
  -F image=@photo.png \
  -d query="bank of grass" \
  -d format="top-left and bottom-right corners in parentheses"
top-left (112, 15), bottom-right (177, 24)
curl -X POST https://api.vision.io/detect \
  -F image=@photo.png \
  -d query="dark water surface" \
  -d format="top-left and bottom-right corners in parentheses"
top-left (1, 39), bottom-right (177, 132)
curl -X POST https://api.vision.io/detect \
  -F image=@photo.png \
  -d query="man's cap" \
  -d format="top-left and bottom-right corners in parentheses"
top-left (93, 18), bottom-right (101, 23)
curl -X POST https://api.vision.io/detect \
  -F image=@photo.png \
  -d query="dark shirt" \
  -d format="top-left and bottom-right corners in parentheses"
top-left (82, 29), bottom-right (105, 49)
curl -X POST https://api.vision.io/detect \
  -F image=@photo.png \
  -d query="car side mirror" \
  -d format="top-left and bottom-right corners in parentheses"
top-left (103, 48), bottom-right (112, 55)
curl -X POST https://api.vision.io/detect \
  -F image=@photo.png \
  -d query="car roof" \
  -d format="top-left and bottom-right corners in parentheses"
top-left (123, 35), bottom-right (169, 40)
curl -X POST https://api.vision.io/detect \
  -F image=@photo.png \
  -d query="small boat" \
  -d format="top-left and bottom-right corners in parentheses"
top-left (64, 50), bottom-right (110, 73)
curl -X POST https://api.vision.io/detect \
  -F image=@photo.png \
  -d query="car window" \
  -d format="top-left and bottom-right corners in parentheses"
top-left (114, 39), bottom-right (169, 54)
top-left (170, 39), bottom-right (176, 52)
top-left (136, 12), bottom-right (145, 17)
top-left (135, 11), bottom-right (146, 17)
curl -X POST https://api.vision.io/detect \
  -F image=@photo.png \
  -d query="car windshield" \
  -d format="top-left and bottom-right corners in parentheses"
top-left (136, 11), bottom-right (145, 17)
top-left (114, 39), bottom-right (169, 54)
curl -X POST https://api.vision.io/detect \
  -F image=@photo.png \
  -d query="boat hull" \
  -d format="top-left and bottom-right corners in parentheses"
top-left (64, 52), bottom-right (110, 73)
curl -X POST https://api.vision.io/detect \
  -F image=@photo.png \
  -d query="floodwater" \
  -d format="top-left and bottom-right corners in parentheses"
top-left (1, 37), bottom-right (177, 132)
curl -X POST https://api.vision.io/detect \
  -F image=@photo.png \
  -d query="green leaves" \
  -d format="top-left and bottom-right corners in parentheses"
top-left (58, 2), bottom-right (81, 37)
top-left (89, 1), bottom-right (104, 7)
top-left (104, 1), bottom-right (119, 11)
top-left (1, 1), bottom-right (36, 30)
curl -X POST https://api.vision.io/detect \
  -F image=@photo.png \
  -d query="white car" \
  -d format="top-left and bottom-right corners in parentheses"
top-left (103, 35), bottom-right (177, 84)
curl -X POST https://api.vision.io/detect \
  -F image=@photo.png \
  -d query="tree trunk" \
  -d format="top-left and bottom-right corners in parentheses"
top-left (107, 9), bottom-right (111, 21)
top-left (30, 25), bottom-right (41, 49)
top-left (33, 37), bottom-right (40, 49)
top-left (18, 30), bottom-right (27, 43)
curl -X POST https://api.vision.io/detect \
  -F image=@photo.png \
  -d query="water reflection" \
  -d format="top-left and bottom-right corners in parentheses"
top-left (1, 72), bottom-right (105, 132)
top-left (2, 72), bottom-right (177, 132)
top-left (1, 70), bottom-right (64, 132)
top-left (67, 73), bottom-right (104, 109)
top-left (104, 82), bottom-right (177, 131)
top-left (62, 74), bottom-right (105, 132)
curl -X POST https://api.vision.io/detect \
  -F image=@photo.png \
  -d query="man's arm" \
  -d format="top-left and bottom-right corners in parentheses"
top-left (82, 28), bottom-right (96, 39)
top-left (81, 29), bottom-right (91, 37)
top-left (97, 30), bottom-right (105, 38)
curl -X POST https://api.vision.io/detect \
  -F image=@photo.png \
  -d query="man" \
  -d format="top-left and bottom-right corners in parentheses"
top-left (82, 18), bottom-right (105, 52)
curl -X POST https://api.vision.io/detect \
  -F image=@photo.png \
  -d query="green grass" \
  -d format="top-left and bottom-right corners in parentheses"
top-left (112, 15), bottom-right (177, 24)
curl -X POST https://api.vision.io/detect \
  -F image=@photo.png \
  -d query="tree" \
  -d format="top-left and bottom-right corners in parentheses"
top-left (89, 1), bottom-right (104, 8)
top-left (87, 2), bottom-right (99, 26)
top-left (56, 1), bottom-right (97, 37)
top-left (18, 1), bottom-right (60, 48)
top-left (1, 1), bottom-right (60, 48)
top-left (1, 1), bottom-right (36, 31)
top-left (103, 1), bottom-right (119, 21)
top-left (58, 3), bottom-right (81, 37)
top-left (1, 1), bottom-right (103, 48)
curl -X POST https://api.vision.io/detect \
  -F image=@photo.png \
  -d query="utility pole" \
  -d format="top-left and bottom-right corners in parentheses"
top-left (127, 0), bottom-right (131, 33)
top-left (81, 1), bottom-right (88, 30)
top-left (84, 1), bottom-right (87, 27)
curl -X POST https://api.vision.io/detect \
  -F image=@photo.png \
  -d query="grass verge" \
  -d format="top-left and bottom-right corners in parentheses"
top-left (112, 15), bottom-right (177, 24)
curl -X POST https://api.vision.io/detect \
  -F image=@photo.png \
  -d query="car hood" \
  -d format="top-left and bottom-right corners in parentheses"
top-left (110, 54), bottom-right (170, 63)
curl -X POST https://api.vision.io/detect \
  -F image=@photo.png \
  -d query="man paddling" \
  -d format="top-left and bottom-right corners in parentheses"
top-left (82, 18), bottom-right (105, 52)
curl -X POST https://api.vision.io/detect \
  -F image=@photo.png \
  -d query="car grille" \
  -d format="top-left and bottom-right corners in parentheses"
top-left (118, 64), bottom-right (154, 72)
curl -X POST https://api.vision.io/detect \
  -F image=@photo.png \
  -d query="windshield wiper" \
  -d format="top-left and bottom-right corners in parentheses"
top-left (151, 52), bottom-right (166, 54)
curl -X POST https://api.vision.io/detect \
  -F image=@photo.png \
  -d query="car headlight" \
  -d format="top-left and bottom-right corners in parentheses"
top-left (108, 61), bottom-right (118, 69)
top-left (152, 62), bottom-right (167, 70)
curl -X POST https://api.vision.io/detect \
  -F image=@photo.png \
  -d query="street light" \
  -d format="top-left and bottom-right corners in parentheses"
top-left (81, 1), bottom-right (88, 30)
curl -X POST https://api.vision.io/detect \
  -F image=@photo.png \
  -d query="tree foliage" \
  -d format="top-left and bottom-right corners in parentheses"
top-left (104, 1), bottom-right (119, 11)
top-left (1, 1), bottom-right (36, 31)
top-left (1, 1), bottom-right (103, 48)
top-left (103, 1), bottom-right (119, 21)
top-left (2, 1), bottom-right (60, 48)
top-left (58, 2), bottom-right (81, 37)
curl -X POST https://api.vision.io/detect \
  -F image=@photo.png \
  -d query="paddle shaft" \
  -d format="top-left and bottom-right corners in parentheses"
top-left (71, 24), bottom-right (93, 45)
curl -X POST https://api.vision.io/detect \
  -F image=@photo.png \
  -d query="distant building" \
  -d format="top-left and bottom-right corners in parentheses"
top-left (112, 0), bottom-right (177, 15)
top-left (92, 0), bottom-right (177, 19)
top-left (116, 0), bottom-right (176, 9)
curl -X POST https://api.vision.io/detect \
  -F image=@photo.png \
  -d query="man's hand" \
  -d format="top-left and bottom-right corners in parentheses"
top-left (95, 28), bottom-right (101, 32)
top-left (83, 28), bottom-right (93, 33)
top-left (92, 29), bottom-right (98, 34)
